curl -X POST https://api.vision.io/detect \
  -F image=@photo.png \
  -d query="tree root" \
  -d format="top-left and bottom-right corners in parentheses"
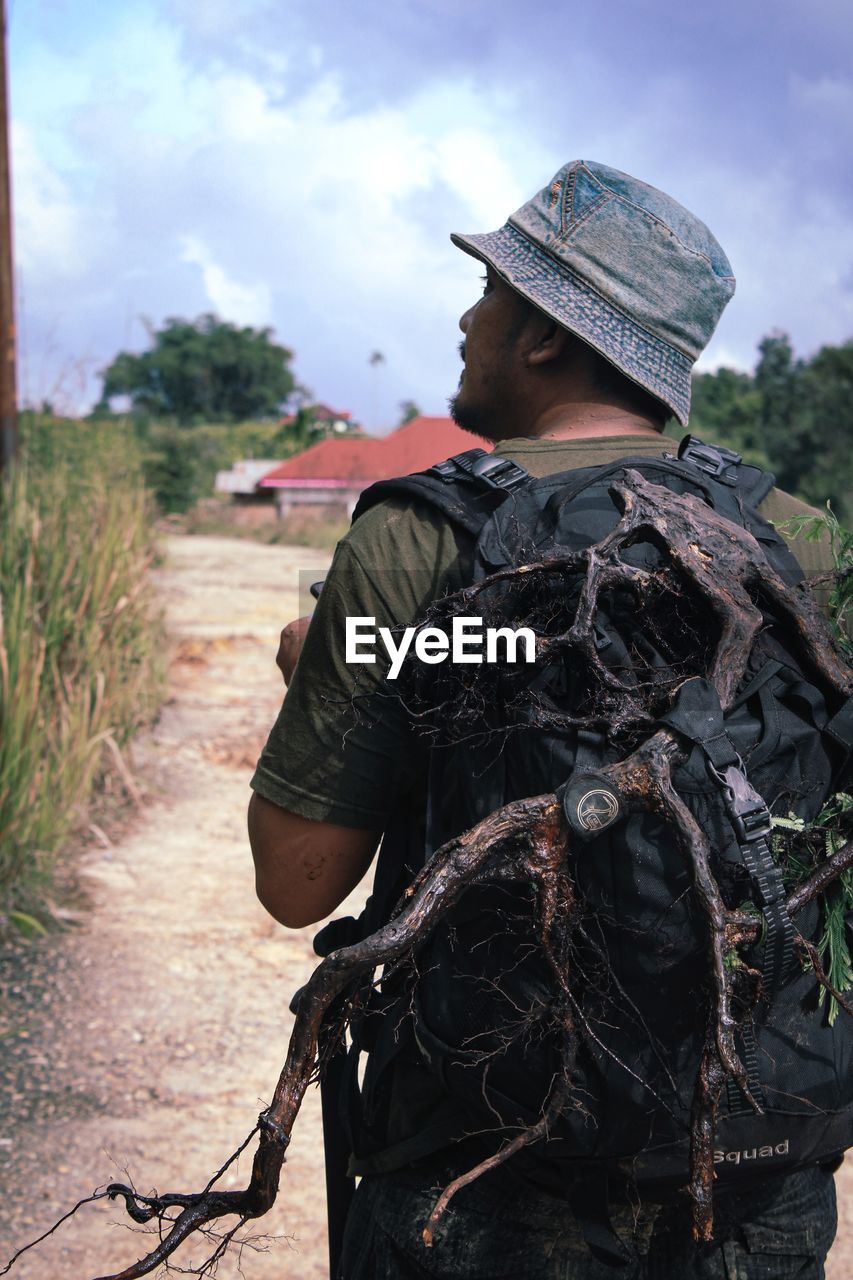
top-left (422, 1066), bottom-right (576, 1247)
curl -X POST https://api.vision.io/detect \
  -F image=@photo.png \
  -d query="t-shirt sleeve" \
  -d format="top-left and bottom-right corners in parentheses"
top-left (761, 487), bottom-right (835, 582)
top-left (250, 499), bottom-right (464, 828)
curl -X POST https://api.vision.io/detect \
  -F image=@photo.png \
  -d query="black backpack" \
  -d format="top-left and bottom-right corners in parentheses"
top-left (335, 436), bottom-right (853, 1246)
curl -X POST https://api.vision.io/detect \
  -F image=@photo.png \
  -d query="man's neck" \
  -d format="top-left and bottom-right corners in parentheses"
top-left (528, 402), bottom-right (663, 441)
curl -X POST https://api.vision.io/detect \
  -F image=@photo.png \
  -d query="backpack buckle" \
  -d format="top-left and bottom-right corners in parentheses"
top-left (467, 454), bottom-right (528, 491)
top-left (712, 763), bottom-right (772, 843)
top-left (429, 450), bottom-right (528, 491)
top-left (678, 435), bottom-right (742, 480)
top-left (430, 453), bottom-right (476, 481)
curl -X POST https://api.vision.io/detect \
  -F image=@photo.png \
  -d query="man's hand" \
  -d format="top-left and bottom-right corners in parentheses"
top-left (248, 792), bottom-right (379, 927)
top-left (276, 616), bottom-right (312, 687)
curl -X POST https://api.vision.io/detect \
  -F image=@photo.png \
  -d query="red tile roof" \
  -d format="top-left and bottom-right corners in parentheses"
top-left (259, 416), bottom-right (488, 486)
top-left (260, 436), bottom-right (384, 484)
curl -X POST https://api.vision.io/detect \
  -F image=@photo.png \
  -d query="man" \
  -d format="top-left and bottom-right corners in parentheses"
top-left (249, 161), bottom-right (837, 1277)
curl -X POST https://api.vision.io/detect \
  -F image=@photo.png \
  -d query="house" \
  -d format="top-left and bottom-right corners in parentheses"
top-left (258, 416), bottom-right (489, 519)
top-left (214, 459), bottom-right (281, 496)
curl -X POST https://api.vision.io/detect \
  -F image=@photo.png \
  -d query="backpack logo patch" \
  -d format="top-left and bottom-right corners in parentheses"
top-left (561, 774), bottom-right (625, 838)
top-left (576, 789), bottom-right (620, 832)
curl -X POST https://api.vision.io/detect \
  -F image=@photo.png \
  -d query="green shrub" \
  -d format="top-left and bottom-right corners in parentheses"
top-left (141, 422), bottom-right (220, 513)
top-left (135, 418), bottom-right (306, 514)
top-left (0, 416), bottom-right (165, 919)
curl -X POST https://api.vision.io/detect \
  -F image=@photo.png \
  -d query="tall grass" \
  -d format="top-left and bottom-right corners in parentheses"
top-left (0, 417), bottom-right (164, 920)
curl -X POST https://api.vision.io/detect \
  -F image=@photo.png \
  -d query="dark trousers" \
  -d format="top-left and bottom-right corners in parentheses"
top-left (340, 1160), bottom-right (837, 1279)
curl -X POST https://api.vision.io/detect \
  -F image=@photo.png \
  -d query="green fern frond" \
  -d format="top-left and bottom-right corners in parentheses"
top-left (776, 506), bottom-right (851, 660)
top-left (769, 794), bottom-right (853, 1024)
top-left (817, 889), bottom-right (853, 1026)
top-left (772, 814), bottom-right (807, 831)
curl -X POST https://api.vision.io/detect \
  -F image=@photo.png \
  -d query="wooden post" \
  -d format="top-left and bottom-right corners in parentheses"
top-left (0, 0), bottom-right (16, 470)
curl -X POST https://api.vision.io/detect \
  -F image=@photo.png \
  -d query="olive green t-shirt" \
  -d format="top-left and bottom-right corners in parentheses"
top-left (250, 434), bottom-right (833, 827)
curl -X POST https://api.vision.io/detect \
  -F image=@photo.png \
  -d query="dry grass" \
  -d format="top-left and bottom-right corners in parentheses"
top-left (0, 419), bottom-right (165, 924)
top-left (178, 496), bottom-right (349, 550)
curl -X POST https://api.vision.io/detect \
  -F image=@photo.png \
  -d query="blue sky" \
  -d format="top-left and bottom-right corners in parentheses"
top-left (12, 0), bottom-right (853, 427)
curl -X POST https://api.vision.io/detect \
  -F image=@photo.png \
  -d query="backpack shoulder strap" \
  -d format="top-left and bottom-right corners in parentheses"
top-left (351, 448), bottom-right (530, 536)
top-left (353, 437), bottom-right (775, 534)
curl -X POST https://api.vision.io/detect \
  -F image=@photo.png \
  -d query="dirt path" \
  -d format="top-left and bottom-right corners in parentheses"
top-left (1, 532), bottom-right (851, 1278)
top-left (0, 535), bottom-right (346, 1278)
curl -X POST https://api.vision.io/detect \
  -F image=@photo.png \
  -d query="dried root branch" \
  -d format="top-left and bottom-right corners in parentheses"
top-left (422, 1065), bottom-right (576, 1248)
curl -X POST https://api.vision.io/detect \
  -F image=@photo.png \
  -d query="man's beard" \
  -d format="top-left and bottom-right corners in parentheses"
top-left (447, 389), bottom-right (500, 443)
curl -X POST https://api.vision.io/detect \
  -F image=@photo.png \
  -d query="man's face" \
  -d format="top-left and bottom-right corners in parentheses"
top-left (449, 265), bottom-right (530, 442)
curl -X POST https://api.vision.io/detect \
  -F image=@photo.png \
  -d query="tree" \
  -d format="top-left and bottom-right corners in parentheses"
top-left (398, 399), bottom-right (422, 425)
top-left (689, 368), bottom-right (766, 466)
top-left (368, 349), bottom-right (386, 427)
top-left (795, 341), bottom-right (853, 524)
top-left (272, 405), bottom-right (322, 452)
top-left (689, 334), bottom-right (853, 526)
top-left (753, 330), bottom-right (811, 494)
top-left (99, 315), bottom-right (297, 424)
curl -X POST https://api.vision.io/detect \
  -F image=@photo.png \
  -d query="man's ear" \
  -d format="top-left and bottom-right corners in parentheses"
top-left (525, 317), bottom-right (569, 367)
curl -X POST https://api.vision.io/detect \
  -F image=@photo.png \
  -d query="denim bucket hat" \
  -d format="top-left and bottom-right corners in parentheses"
top-left (451, 160), bottom-right (735, 425)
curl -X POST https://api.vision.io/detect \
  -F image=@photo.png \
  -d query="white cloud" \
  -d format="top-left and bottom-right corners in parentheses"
top-left (208, 73), bottom-right (277, 143)
top-left (171, 0), bottom-right (255, 42)
top-left (12, 121), bottom-right (94, 280)
top-left (694, 160), bottom-right (853, 373)
top-left (13, 3), bottom-right (853, 419)
top-left (695, 345), bottom-right (749, 374)
top-left (434, 128), bottom-right (527, 226)
top-left (148, 66), bottom-right (547, 421)
top-left (181, 235), bottom-right (273, 325)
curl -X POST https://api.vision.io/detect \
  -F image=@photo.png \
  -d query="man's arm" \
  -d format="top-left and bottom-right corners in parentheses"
top-left (251, 614), bottom-right (380, 928)
top-left (249, 501), bottom-right (461, 930)
top-left (276, 615), bottom-right (312, 687)
top-left (251, 593), bottom-right (382, 929)
top-left (248, 791), bottom-right (379, 928)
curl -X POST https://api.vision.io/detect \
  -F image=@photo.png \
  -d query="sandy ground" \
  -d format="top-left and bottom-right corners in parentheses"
top-left (1, 531), bottom-right (851, 1279)
top-left (0, 535), bottom-right (347, 1279)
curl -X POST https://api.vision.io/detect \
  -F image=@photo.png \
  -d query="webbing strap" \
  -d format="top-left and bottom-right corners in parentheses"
top-left (574, 727), bottom-right (607, 770)
top-left (708, 761), bottom-right (795, 998)
top-left (661, 678), bottom-right (796, 996)
top-left (725, 1022), bottom-right (766, 1116)
top-left (825, 696), bottom-right (853, 751)
top-left (736, 825), bottom-right (796, 995)
top-left (321, 1045), bottom-right (355, 1279)
top-left (568, 1175), bottom-right (636, 1267)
